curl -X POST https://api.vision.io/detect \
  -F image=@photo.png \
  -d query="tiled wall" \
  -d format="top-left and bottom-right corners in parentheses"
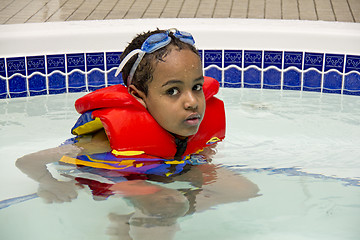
top-left (1, 50), bottom-right (360, 99)
top-left (0, 52), bottom-right (123, 98)
top-left (203, 50), bottom-right (360, 96)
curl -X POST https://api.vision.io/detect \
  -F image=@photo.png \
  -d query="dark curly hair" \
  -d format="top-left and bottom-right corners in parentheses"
top-left (119, 29), bottom-right (200, 95)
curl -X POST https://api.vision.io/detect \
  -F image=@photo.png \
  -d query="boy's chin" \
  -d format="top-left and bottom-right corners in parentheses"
top-left (172, 129), bottom-right (199, 139)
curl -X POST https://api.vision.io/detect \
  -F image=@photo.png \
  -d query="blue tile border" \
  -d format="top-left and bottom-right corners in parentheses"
top-left (27, 56), bottom-right (46, 75)
top-left (324, 54), bottom-right (344, 72)
top-left (224, 50), bottom-right (242, 67)
top-left (0, 50), bottom-right (359, 98)
top-left (284, 52), bottom-right (303, 69)
top-left (106, 52), bottom-right (122, 69)
top-left (47, 54), bottom-right (66, 74)
top-left (304, 52), bottom-right (324, 71)
top-left (345, 55), bottom-right (360, 73)
top-left (204, 50), bottom-right (222, 68)
top-left (244, 50), bottom-right (262, 68)
top-left (86, 52), bottom-right (105, 71)
top-left (264, 51), bottom-right (282, 69)
top-left (7, 57), bottom-right (26, 77)
top-left (67, 53), bottom-right (85, 72)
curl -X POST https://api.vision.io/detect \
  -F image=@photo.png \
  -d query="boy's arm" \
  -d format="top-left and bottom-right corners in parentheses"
top-left (16, 129), bottom-right (111, 182)
top-left (15, 130), bottom-right (111, 203)
top-left (15, 144), bottom-right (83, 182)
top-left (15, 144), bottom-right (83, 203)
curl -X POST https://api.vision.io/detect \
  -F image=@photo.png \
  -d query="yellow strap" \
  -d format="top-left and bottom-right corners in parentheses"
top-left (59, 156), bottom-right (134, 170)
top-left (112, 150), bottom-right (145, 156)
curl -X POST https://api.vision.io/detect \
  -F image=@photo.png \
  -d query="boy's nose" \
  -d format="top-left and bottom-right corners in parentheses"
top-left (184, 92), bottom-right (198, 110)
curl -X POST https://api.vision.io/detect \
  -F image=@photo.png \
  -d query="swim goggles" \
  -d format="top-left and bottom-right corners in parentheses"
top-left (115, 28), bottom-right (196, 86)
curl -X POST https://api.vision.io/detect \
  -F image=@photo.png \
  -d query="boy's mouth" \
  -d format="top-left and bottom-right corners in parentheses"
top-left (184, 113), bottom-right (201, 126)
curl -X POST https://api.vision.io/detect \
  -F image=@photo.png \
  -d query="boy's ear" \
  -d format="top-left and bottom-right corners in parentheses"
top-left (128, 85), bottom-right (147, 108)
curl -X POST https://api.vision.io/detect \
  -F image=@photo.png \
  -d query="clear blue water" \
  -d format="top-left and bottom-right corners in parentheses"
top-left (0, 88), bottom-right (359, 240)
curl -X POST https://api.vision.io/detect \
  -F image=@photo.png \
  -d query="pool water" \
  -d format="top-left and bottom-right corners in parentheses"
top-left (0, 88), bottom-right (359, 240)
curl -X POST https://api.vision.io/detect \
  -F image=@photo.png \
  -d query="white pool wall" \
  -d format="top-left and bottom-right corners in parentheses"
top-left (1, 18), bottom-right (360, 58)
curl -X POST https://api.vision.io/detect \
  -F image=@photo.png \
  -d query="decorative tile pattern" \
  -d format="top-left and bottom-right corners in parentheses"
top-left (27, 56), bottom-right (46, 95)
top-left (324, 54), bottom-right (344, 72)
top-left (67, 53), bottom-right (85, 72)
top-left (1, 51), bottom-right (360, 98)
top-left (344, 56), bottom-right (360, 95)
top-left (7, 57), bottom-right (26, 77)
top-left (264, 51), bottom-right (282, 69)
top-left (224, 50), bottom-right (242, 67)
top-left (345, 55), bottom-right (360, 73)
top-left (106, 52), bottom-right (123, 85)
top-left (204, 50), bottom-right (222, 68)
top-left (27, 56), bottom-right (46, 75)
top-left (6, 57), bottom-right (27, 98)
top-left (106, 52), bottom-right (122, 69)
top-left (323, 54), bottom-right (344, 94)
top-left (86, 52), bottom-right (106, 90)
top-left (86, 53), bottom-right (105, 71)
top-left (284, 52), bottom-right (303, 69)
top-left (47, 54), bottom-right (66, 74)
top-left (223, 50), bottom-right (242, 87)
top-left (304, 52), bottom-right (323, 71)
top-left (204, 50), bottom-right (222, 84)
top-left (66, 53), bottom-right (86, 92)
top-left (244, 51), bottom-right (262, 68)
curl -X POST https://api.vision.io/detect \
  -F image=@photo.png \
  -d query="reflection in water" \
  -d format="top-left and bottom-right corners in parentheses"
top-left (16, 145), bottom-right (260, 240)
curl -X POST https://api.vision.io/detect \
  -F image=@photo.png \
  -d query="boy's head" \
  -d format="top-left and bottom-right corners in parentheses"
top-left (118, 29), bottom-right (200, 94)
top-left (117, 29), bottom-right (205, 138)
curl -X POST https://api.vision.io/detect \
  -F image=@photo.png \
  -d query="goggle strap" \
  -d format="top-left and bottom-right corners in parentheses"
top-left (127, 51), bottom-right (146, 86)
top-left (114, 49), bottom-right (143, 77)
top-left (115, 29), bottom-right (195, 86)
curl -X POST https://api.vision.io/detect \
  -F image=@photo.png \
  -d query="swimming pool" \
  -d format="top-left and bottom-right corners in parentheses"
top-left (0, 19), bottom-right (360, 239)
top-left (0, 88), bottom-right (359, 239)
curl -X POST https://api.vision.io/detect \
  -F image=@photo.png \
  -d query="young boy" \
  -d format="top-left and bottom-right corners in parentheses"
top-left (70, 28), bottom-right (225, 160)
top-left (16, 29), bottom-right (259, 240)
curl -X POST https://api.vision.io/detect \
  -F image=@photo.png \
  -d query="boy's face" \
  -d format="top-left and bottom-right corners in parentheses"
top-left (140, 48), bottom-right (205, 138)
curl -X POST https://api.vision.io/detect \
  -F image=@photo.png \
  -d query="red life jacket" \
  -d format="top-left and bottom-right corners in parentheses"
top-left (72, 76), bottom-right (226, 159)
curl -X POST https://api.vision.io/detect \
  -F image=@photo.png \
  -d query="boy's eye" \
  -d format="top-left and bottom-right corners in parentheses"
top-left (166, 88), bottom-right (179, 96)
top-left (193, 84), bottom-right (203, 91)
